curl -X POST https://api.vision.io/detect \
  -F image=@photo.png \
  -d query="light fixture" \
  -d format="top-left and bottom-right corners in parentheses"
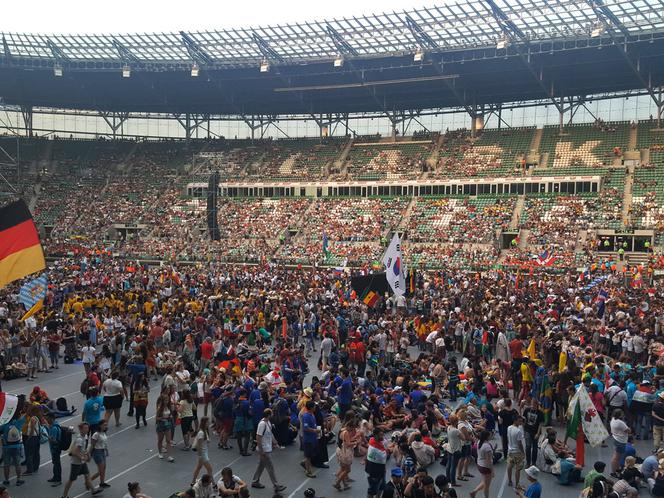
top-left (334, 55), bottom-right (344, 68)
top-left (191, 63), bottom-right (200, 77)
top-left (259, 59), bottom-right (270, 73)
top-left (496, 39), bottom-right (508, 50)
top-left (122, 64), bottom-right (131, 78)
top-left (591, 25), bottom-right (604, 38)
top-left (413, 47), bottom-right (424, 62)
top-left (53, 64), bottom-right (63, 77)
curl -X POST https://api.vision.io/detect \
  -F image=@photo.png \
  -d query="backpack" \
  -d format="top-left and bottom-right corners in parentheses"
top-left (80, 378), bottom-right (90, 396)
top-left (56, 397), bottom-right (68, 412)
top-left (39, 425), bottom-right (50, 445)
top-left (271, 398), bottom-right (287, 424)
top-left (5, 424), bottom-right (21, 443)
top-left (58, 426), bottom-right (73, 450)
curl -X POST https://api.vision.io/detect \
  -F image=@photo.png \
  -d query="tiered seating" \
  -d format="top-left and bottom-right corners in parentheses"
top-left (256, 140), bottom-right (341, 181)
top-left (346, 142), bottom-right (432, 180)
top-left (470, 127), bottom-right (534, 175)
top-left (538, 121), bottom-right (629, 169)
top-left (632, 156), bottom-right (664, 229)
top-left (404, 244), bottom-right (499, 270)
top-left (636, 120), bottom-right (664, 150)
top-left (407, 196), bottom-right (515, 243)
top-left (216, 198), bottom-right (309, 239)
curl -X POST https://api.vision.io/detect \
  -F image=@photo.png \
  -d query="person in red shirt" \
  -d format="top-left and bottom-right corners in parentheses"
top-left (149, 322), bottom-right (164, 348)
top-left (200, 337), bottom-right (214, 367)
top-left (509, 338), bottom-right (523, 359)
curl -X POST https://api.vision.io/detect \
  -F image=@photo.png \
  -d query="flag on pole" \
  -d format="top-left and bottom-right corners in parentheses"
top-left (566, 385), bottom-right (609, 467)
top-left (322, 232), bottom-right (330, 258)
top-left (382, 233), bottom-right (406, 297)
top-left (361, 289), bottom-right (379, 307)
top-left (540, 372), bottom-right (553, 425)
top-left (0, 199), bottom-right (46, 289)
top-left (534, 249), bottom-right (556, 267)
top-left (596, 288), bottom-right (609, 318)
top-left (19, 274), bottom-right (47, 322)
top-left (0, 392), bottom-right (18, 425)
top-left (558, 351), bottom-right (568, 373)
top-left (526, 339), bottom-right (537, 360)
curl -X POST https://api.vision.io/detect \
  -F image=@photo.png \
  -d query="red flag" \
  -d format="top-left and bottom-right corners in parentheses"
top-left (282, 316), bottom-right (288, 340)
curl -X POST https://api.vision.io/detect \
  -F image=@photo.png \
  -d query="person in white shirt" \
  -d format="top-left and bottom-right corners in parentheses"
top-left (251, 409), bottom-right (286, 493)
top-left (90, 421), bottom-right (110, 489)
top-left (610, 409), bottom-right (630, 474)
top-left (507, 415), bottom-right (526, 489)
top-left (81, 342), bottom-right (96, 374)
top-left (101, 371), bottom-right (127, 427)
top-left (123, 481), bottom-right (152, 498)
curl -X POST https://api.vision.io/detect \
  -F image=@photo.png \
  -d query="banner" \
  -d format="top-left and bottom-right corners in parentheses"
top-left (0, 392), bottom-right (18, 425)
top-left (567, 385), bottom-right (608, 448)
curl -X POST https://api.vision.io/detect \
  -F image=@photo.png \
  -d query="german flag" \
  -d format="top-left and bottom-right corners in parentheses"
top-left (0, 199), bottom-right (45, 289)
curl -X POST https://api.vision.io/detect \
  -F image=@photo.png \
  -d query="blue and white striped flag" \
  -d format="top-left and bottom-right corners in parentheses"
top-left (19, 274), bottom-right (47, 311)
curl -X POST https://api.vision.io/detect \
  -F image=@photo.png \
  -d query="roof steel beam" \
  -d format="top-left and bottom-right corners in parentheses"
top-left (2, 36), bottom-right (9, 58)
top-left (482, 0), bottom-right (527, 43)
top-left (325, 25), bottom-right (358, 57)
top-left (46, 39), bottom-right (68, 62)
top-left (180, 32), bottom-right (215, 66)
top-left (586, 0), bottom-right (631, 38)
top-left (251, 32), bottom-right (284, 62)
top-left (112, 39), bottom-right (140, 63)
top-left (404, 14), bottom-right (439, 51)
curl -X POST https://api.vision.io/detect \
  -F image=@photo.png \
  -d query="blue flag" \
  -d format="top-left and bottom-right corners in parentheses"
top-left (19, 274), bottom-right (47, 311)
top-left (597, 288), bottom-right (608, 318)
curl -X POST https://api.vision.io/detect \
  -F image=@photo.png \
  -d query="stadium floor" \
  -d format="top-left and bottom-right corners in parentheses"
top-left (2, 355), bottom-right (647, 498)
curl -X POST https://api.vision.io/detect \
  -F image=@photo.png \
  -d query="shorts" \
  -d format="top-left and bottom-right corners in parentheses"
top-left (367, 475), bottom-right (385, 496)
top-left (220, 418), bottom-right (233, 434)
top-left (460, 445), bottom-right (471, 457)
top-left (197, 448), bottom-right (210, 463)
top-left (507, 452), bottom-right (525, 469)
top-left (180, 416), bottom-right (194, 434)
top-left (92, 448), bottom-right (106, 465)
top-left (156, 419), bottom-right (173, 433)
top-left (478, 465), bottom-right (492, 475)
top-left (303, 442), bottom-right (317, 459)
top-left (69, 463), bottom-right (90, 481)
top-left (103, 395), bottom-right (123, 410)
top-left (2, 447), bottom-right (20, 467)
top-left (613, 439), bottom-right (627, 454)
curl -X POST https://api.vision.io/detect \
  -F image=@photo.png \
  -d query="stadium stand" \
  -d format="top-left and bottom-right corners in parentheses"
top-left (344, 141), bottom-right (433, 180)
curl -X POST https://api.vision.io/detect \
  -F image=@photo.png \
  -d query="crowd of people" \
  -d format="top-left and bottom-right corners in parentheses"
top-left (0, 245), bottom-right (662, 498)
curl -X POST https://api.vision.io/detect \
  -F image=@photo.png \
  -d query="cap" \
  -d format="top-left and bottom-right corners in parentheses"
top-left (525, 466), bottom-right (540, 479)
top-left (258, 382), bottom-right (268, 390)
top-left (390, 468), bottom-right (403, 477)
top-left (303, 387), bottom-right (314, 397)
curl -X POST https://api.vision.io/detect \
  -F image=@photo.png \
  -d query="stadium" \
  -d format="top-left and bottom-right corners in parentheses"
top-left (0, 0), bottom-right (663, 497)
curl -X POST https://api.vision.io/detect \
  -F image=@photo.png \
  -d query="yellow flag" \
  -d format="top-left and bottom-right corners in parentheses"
top-left (526, 339), bottom-right (537, 360)
top-left (559, 351), bottom-right (568, 372)
top-left (20, 299), bottom-right (43, 322)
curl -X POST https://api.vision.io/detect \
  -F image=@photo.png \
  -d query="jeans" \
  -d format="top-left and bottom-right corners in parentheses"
top-left (636, 413), bottom-right (652, 440)
top-left (525, 431), bottom-right (538, 467)
top-left (24, 436), bottom-right (40, 473)
top-left (50, 447), bottom-right (62, 482)
top-left (446, 450), bottom-right (460, 485)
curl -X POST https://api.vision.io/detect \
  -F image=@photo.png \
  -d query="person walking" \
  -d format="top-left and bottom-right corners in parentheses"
top-left (470, 430), bottom-right (494, 498)
top-left (132, 373), bottom-right (149, 429)
top-left (82, 386), bottom-right (105, 434)
top-left (301, 400), bottom-right (319, 478)
top-left (101, 371), bottom-right (126, 427)
top-left (89, 421), bottom-right (110, 489)
top-left (507, 415), bottom-right (526, 490)
top-left (610, 409), bottom-right (630, 475)
top-left (334, 417), bottom-right (361, 491)
top-left (1, 415), bottom-right (24, 486)
top-left (156, 393), bottom-right (175, 462)
top-left (60, 422), bottom-right (102, 498)
top-left (444, 414), bottom-right (462, 488)
top-left (251, 409), bottom-right (286, 493)
top-left (190, 416), bottom-right (213, 487)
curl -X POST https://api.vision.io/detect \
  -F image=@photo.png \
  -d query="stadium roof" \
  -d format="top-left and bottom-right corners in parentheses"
top-left (1, 0), bottom-right (664, 116)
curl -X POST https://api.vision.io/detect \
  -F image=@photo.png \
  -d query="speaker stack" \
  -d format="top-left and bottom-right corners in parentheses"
top-left (207, 172), bottom-right (220, 241)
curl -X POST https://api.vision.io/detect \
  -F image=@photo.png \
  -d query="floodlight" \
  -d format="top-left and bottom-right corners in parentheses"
top-left (122, 64), bottom-right (131, 78)
top-left (260, 59), bottom-right (270, 73)
top-left (191, 63), bottom-right (200, 77)
top-left (413, 48), bottom-right (424, 62)
top-left (334, 55), bottom-right (344, 67)
top-left (53, 64), bottom-right (63, 77)
top-left (496, 39), bottom-right (507, 50)
top-left (591, 25), bottom-right (604, 38)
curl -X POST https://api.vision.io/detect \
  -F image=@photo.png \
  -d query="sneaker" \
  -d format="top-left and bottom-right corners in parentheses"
top-left (252, 482), bottom-right (265, 489)
top-left (100, 482), bottom-right (111, 488)
top-left (167, 456), bottom-right (174, 463)
top-left (16, 479), bottom-right (25, 486)
top-left (275, 485), bottom-right (287, 492)
top-left (51, 481), bottom-right (62, 487)
top-left (2, 480), bottom-right (9, 485)
top-left (158, 453), bottom-right (164, 459)
top-left (91, 488), bottom-right (103, 495)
